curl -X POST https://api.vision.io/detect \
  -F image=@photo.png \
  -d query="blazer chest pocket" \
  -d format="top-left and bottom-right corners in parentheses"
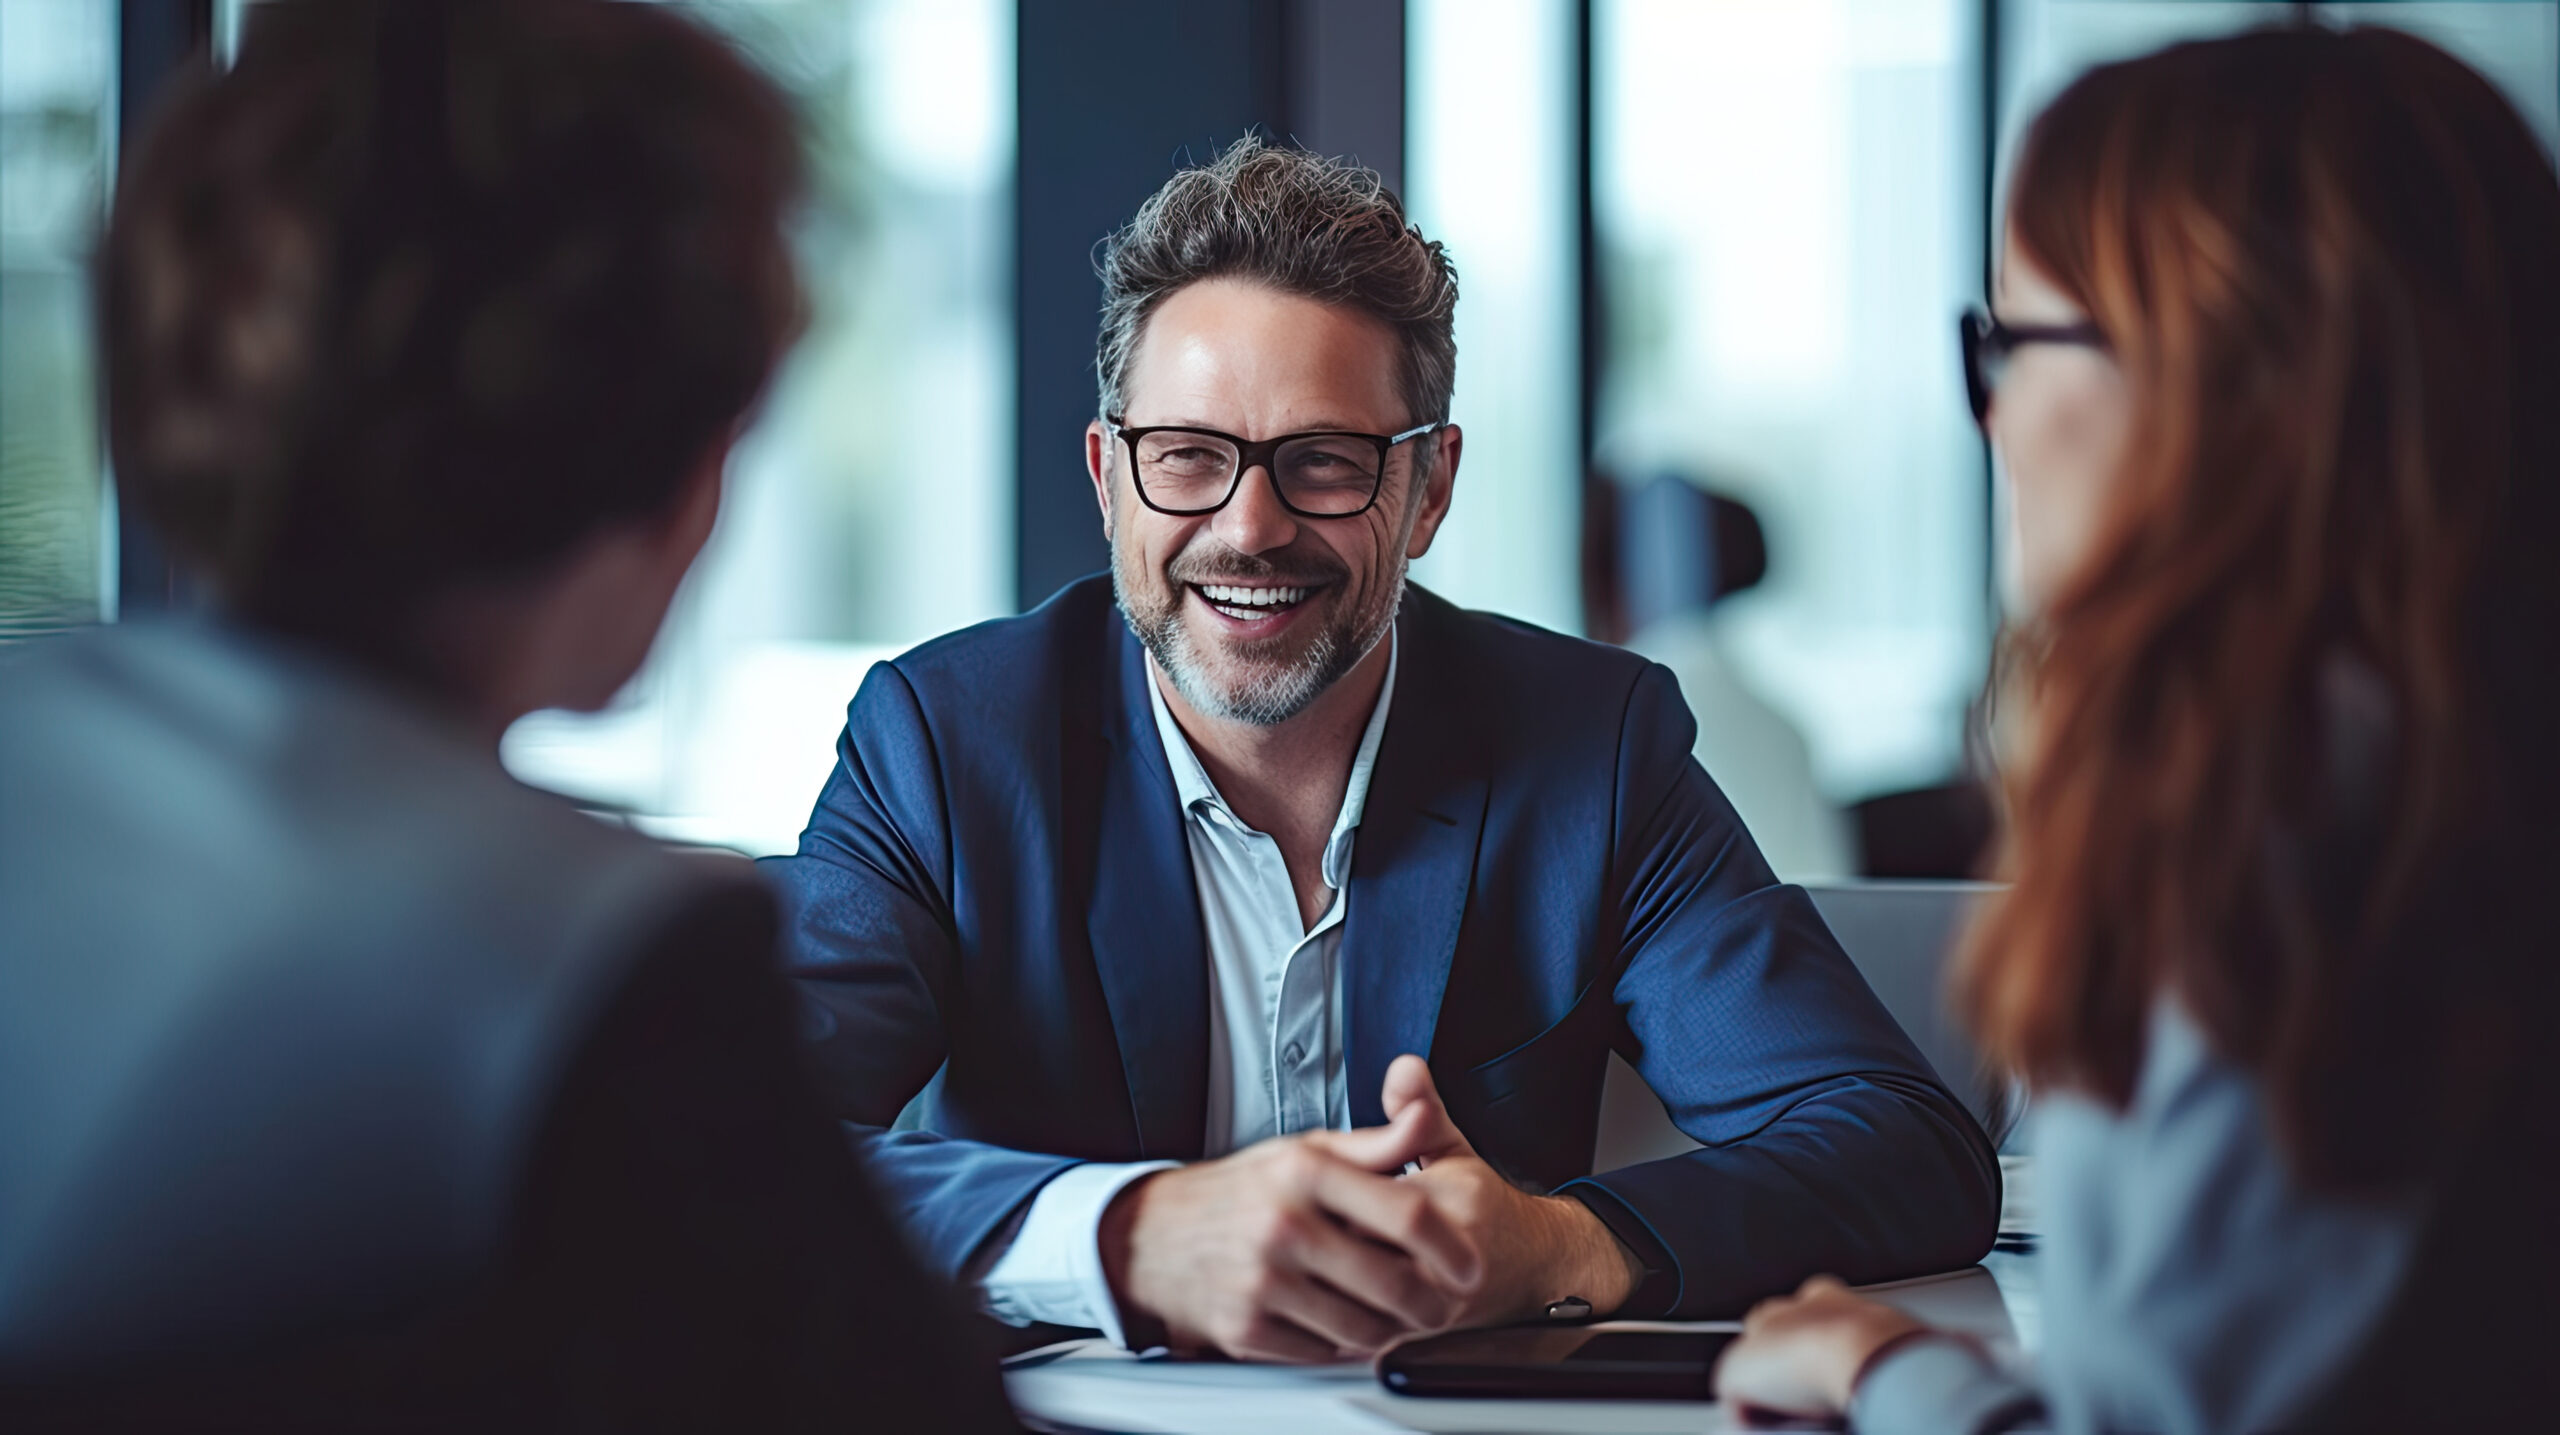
top-left (1436, 993), bottom-right (1608, 1195)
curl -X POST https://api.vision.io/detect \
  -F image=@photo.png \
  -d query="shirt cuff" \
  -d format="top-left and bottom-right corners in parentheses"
top-left (978, 1159), bottom-right (1177, 1348)
top-left (1848, 1335), bottom-right (2045, 1435)
top-left (1555, 1180), bottom-right (1681, 1316)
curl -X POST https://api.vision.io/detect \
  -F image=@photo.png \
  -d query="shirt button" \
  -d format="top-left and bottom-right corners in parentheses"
top-left (1283, 1041), bottom-right (1306, 1068)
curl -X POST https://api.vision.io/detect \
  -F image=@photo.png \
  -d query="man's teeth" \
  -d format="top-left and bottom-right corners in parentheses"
top-left (1198, 584), bottom-right (1307, 608)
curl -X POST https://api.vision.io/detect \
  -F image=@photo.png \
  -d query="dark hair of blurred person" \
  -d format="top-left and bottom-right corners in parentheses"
top-left (1713, 24), bottom-right (2557, 1432)
top-left (104, 0), bottom-right (798, 705)
top-left (0, 2), bottom-right (1017, 1430)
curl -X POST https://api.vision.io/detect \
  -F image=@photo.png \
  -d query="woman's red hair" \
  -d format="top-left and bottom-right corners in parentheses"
top-left (1957, 26), bottom-right (2560, 1190)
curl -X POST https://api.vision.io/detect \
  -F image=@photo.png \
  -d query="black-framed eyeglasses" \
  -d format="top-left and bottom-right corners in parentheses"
top-left (1103, 417), bottom-right (1445, 519)
top-left (1960, 307), bottom-right (2110, 424)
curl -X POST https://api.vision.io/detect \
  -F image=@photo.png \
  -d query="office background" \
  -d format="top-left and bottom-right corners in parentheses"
top-left (5, 0), bottom-right (2555, 858)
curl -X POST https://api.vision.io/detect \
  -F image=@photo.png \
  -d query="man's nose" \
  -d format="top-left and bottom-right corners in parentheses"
top-left (1210, 463), bottom-right (1301, 555)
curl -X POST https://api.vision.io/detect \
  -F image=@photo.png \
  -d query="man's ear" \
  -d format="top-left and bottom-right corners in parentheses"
top-left (1086, 421), bottom-right (1115, 540)
top-left (1403, 423), bottom-right (1463, 560)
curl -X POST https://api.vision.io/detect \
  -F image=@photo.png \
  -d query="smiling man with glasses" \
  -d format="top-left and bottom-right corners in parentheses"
top-left (767, 137), bottom-right (1999, 1364)
top-left (1098, 403), bottom-right (1442, 727)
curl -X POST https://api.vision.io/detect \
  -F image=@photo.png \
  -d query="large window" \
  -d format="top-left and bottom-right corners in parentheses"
top-left (1499, 0), bottom-right (2558, 815)
top-left (0, 0), bottom-right (114, 643)
top-left (1404, 0), bottom-right (1584, 636)
top-left (1591, 0), bottom-right (1990, 804)
top-left (26, 0), bottom-right (2552, 856)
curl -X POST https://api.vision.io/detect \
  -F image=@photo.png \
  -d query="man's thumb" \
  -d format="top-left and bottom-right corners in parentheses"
top-left (1309, 1099), bottom-right (1437, 1173)
top-left (1379, 1054), bottom-right (1472, 1163)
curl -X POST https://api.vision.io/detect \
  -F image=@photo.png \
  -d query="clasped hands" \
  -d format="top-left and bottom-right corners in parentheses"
top-left (1097, 1054), bottom-right (1645, 1363)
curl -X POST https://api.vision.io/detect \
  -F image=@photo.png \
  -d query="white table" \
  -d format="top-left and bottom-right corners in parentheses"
top-left (1005, 1263), bottom-right (2032, 1434)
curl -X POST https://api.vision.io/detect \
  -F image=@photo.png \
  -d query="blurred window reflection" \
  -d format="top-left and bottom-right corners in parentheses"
top-left (1593, 0), bottom-right (1988, 803)
top-left (0, 0), bottom-right (113, 642)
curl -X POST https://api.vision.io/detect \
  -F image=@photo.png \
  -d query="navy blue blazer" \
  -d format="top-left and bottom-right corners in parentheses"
top-left (767, 576), bottom-right (1998, 1319)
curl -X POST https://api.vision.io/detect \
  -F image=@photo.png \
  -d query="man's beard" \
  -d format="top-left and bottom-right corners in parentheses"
top-left (1113, 538), bottom-right (1404, 727)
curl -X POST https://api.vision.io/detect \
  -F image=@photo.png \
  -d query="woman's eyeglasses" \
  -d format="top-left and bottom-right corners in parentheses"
top-left (1959, 307), bottom-right (2109, 424)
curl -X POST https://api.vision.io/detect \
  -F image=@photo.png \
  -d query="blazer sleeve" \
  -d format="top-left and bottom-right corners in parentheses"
top-left (759, 662), bottom-right (1081, 1280)
top-left (1555, 663), bottom-right (2001, 1317)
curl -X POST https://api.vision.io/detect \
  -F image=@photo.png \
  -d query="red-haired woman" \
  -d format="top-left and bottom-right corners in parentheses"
top-left (1715, 25), bottom-right (2557, 1434)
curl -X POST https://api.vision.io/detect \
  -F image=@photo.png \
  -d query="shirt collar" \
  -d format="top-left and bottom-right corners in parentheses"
top-left (1145, 625), bottom-right (1400, 889)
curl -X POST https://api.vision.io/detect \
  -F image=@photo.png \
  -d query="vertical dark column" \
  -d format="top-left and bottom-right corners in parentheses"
top-left (1574, 0), bottom-right (1600, 476)
top-left (112, 0), bottom-right (212, 617)
top-left (1012, 0), bottom-right (1407, 610)
top-left (1286, 0), bottom-right (1406, 193)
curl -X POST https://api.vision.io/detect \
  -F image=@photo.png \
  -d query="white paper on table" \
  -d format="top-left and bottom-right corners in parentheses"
top-left (1005, 1345), bottom-right (1408, 1434)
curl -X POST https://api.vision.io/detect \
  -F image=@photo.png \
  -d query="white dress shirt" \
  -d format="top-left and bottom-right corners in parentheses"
top-left (978, 633), bottom-right (1399, 1343)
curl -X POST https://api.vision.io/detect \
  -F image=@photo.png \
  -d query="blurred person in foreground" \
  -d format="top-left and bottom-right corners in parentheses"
top-left (1714, 25), bottom-right (2559, 1433)
top-left (0, 2), bottom-right (1015, 1429)
top-left (767, 136), bottom-right (1997, 1365)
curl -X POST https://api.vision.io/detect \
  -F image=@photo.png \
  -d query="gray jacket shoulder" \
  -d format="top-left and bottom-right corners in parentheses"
top-left (0, 626), bottom-right (756, 1369)
top-left (2028, 1003), bottom-right (2425, 1434)
top-left (1855, 1002), bottom-right (2426, 1435)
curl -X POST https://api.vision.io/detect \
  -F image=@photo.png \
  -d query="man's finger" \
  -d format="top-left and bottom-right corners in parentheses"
top-left (1307, 1158), bottom-right (1483, 1293)
top-left (1281, 1210), bottom-right (1462, 1333)
top-left (1304, 1099), bottom-right (1436, 1174)
top-left (1261, 1271), bottom-right (1409, 1358)
top-left (1220, 1307), bottom-right (1345, 1366)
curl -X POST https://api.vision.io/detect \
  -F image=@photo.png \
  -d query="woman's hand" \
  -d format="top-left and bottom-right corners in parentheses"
top-left (1712, 1276), bottom-right (1932, 1425)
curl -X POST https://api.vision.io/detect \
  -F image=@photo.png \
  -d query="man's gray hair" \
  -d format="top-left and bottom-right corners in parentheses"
top-left (1095, 136), bottom-right (1459, 431)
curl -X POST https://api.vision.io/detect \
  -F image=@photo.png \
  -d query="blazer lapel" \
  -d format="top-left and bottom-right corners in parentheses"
top-left (1085, 621), bottom-right (1210, 1160)
top-left (1344, 599), bottom-right (1490, 1128)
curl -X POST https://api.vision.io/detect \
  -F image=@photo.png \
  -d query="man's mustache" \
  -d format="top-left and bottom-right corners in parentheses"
top-left (1166, 545), bottom-right (1345, 590)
